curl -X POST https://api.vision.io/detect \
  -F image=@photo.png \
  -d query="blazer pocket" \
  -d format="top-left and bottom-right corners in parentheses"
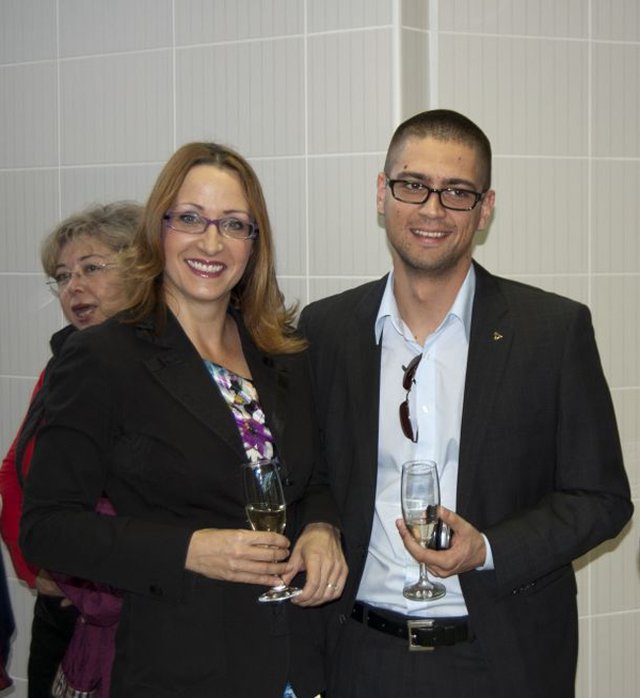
top-left (111, 432), bottom-right (188, 484)
top-left (118, 588), bottom-right (228, 691)
top-left (512, 564), bottom-right (576, 598)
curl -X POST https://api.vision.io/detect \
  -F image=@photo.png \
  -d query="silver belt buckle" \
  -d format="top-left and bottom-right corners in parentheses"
top-left (407, 619), bottom-right (435, 652)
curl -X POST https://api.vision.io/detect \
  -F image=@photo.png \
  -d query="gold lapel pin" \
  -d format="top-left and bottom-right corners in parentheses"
top-left (493, 331), bottom-right (503, 341)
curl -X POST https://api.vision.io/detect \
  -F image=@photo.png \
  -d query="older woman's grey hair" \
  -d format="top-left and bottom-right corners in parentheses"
top-left (40, 201), bottom-right (142, 278)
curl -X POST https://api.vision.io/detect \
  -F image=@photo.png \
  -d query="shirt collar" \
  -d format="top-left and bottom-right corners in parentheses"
top-left (374, 265), bottom-right (476, 345)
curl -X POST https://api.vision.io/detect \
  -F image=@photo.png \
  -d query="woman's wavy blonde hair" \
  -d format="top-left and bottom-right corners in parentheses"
top-left (122, 142), bottom-right (305, 355)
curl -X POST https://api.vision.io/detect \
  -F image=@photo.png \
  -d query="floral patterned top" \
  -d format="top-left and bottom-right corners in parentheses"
top-left (204, 360), bottom-right (274, 462)
top-left (205, 361), bottom-right (302, 698)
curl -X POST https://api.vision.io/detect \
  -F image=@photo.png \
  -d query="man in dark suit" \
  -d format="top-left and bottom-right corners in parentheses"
top-left (299, 109), bottom-right (633, 697)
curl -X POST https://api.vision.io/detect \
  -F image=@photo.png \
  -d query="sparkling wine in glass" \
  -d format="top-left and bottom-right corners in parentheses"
top-left (242, 458), bottom-right (302, 603)
top-left (401, 460), bottom-right (446, 601)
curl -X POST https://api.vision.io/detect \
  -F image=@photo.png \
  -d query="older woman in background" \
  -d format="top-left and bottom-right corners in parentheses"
top-left (21, 143), bottom-right (347, 697)
top-left (0, 201), bottom-right (142, 696)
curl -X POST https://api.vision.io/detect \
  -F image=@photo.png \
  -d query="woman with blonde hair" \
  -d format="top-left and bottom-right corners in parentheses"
top-left (21, 143), bottom-right (346, 697)
top-left (0, 201), bottom-right (141, 696)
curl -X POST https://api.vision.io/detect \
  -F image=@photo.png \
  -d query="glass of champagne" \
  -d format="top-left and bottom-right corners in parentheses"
top-left (242, 458), bottom-right (302, 603)
top-left (401, 460), bottom-right (446, 601)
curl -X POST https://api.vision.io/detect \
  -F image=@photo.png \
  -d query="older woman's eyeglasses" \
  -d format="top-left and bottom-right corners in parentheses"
top-left (399, 354), bottom-right (422, 443)
top-left (163, 210), bottom-right (258, 240)
top-left (46, 262), bottom-right (116, 296)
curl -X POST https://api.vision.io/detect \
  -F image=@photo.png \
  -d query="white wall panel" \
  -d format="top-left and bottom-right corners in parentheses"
top-left (474, 158), bottom-right (589, 276)
top-left (591, 612), bottom-right (640, 698)
top-left (60, 164), bottom-right (162, 216)
top-left (401, 0), bottom-right (429, 30)
top-left (60, 51), bottom-right (173, 165)
top-left (308, 154), bottom-right (389, 276)
top-left (401, 28), bottom-right (429, 119)
top-left (0, 378), bottom-right (38, 454)
top-left (308, 275), bottom-right (379, 304)
top-left (576, 617), bottom-right (590, 698)
top-left (0, 277), bottom-right (62, 377)
top-left (0, 62), bottom-right (58, 168)
top-left (59, 0), bottom-right (173, 57)
top-left (308, 29), bottom-right (394, 153)
top-left (307, 0), bottom-right (392, 32)
top-left (250, 157), bottom-right (307, 276)
top-left (277, 276), bottom-right (307, 314)
top-left (612, 389), bottom-right (640, 499)
top-left (439, 0), bottom-right (588, 38)
top-left (591, 276), bottom-right (640, 388)
top-left (0, 0), bottom-right (57, 64)
top-left (593, 0), bottom-right (640, 41)
top-left (439, 34), bottom-right (588, 156)
top-left (0, 170), bottom-right (59, 273)
top-left (592, 160), bottom-right (640, 273)
top-left (498, 273), bottom-right (589, 306)
top-left (175, 0), bottom-right (303, 43)
top-left (176, 39), bottom-right (304, 156)
top-left (592, 43), bottom-right (640, 158)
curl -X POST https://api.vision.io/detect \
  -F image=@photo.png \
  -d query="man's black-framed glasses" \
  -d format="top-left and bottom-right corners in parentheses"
top-left (399, 354), bottom-right (422, 443)
top-left (163, 209), bottom-right (258, 240)
top-left (386, 177), bottom-right (485, 211)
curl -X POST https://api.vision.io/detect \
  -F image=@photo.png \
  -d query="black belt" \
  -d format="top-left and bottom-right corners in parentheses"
top-left (351, 601), bottom-right (472, 652)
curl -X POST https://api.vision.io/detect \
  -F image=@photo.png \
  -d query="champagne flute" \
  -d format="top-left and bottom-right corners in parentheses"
top-left (242, 458), bottom-right (302, 603)
top-left (401, 460), bottom-right (446, 601)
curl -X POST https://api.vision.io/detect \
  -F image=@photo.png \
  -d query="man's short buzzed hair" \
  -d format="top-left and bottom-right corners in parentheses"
top-left (384, 109), bottom-right (492, 190)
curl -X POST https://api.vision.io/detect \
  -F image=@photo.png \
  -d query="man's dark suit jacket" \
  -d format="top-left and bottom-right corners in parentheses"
top-left (21, 308), bottom-right (337, 698)
top-left (299, 262), bottom-right (633, 698)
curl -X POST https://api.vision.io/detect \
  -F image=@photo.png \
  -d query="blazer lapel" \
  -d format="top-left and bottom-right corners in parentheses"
top-left (139, 311), bottom-right (246, 459)
top-left (457, 263), bottom-right (513, 515)
top-left (236, 317), bottom-right (286, 453)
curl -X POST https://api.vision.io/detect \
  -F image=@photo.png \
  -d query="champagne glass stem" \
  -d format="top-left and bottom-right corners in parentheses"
top-left (418, 562), bottom-right (429, 585)
top-left (272, 575), bottom-right (287, 590)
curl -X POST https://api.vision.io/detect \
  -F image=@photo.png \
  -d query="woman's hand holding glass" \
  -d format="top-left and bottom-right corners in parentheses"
top-left (283, 521), bottom-right (348, 606)
top-left (185, 460), bottom-right (295, 589)
top-left (242, 459), bottom-right (302, 602)
top-left (184, 527), bottom-right (291, 587)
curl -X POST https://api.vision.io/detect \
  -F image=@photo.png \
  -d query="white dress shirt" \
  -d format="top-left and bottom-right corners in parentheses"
top-left (356, 266), bottom-right (475, 617)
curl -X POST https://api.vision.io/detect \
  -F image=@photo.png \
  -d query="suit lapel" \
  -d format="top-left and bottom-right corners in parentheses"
top-left (139, 311), bottom-right (246, 459)
top-left (457, 263), bottom-right (513, 514)
top-left (237, 318), bottom-right (286, 454)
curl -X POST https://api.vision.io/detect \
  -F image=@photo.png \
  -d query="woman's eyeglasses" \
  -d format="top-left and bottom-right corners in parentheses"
top-left (399, 354), bottom-right (422, 443)
top-left (46, 262), bottom-right (116, 296)
top-left (163, 210), bottom-right (258, 240)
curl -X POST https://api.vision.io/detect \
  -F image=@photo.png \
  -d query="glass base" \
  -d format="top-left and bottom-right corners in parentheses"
top-left (402, 579), bottom-right (446, 601)
top-left (258, 584), bottom-right (303, 603)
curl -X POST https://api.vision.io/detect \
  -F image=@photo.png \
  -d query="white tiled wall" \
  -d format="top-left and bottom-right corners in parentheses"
top-left (0, 1), bottom-right (637, 696)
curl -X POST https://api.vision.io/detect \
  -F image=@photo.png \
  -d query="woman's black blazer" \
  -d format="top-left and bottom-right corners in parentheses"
top-left (21, 308), bottom-right (338, 697)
